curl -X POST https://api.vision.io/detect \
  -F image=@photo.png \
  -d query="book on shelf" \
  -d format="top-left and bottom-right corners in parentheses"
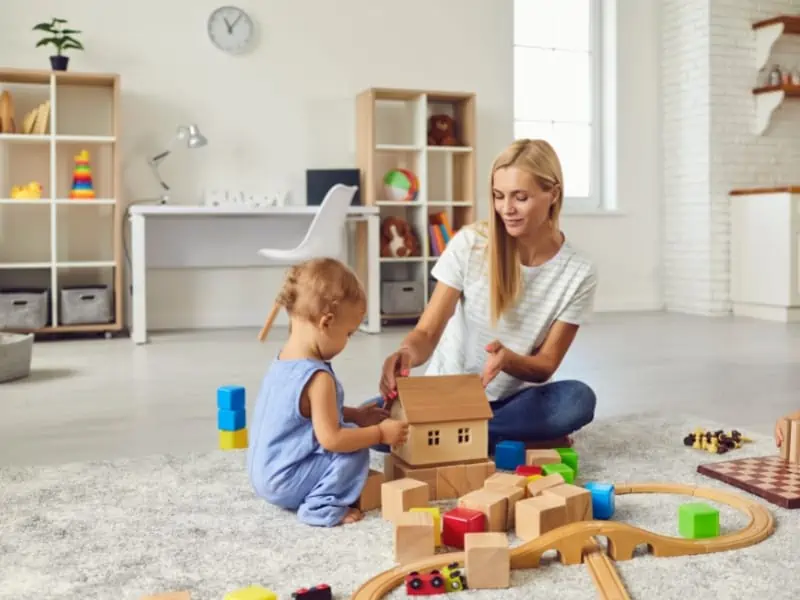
top-left (428, 212), bottom-right (455, 257)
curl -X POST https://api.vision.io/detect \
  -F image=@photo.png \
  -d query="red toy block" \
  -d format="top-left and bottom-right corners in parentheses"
top-left (515, 465), bottom-right (542, 477)
top-left (441, 506), bottom-right (486, 548)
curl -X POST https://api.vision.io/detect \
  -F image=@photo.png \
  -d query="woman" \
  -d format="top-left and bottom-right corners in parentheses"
top-left (373, 138), bottom-right (597, 452)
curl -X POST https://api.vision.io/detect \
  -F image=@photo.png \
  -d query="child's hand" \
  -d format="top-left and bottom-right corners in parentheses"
top-left (352, 402), bottom-right (389, 427)
top-left (378, 418), bottom-right (409, 446)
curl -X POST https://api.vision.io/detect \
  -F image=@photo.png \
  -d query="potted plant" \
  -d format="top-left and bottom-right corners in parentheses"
top-left (33, 18), bottom-right (84, 71)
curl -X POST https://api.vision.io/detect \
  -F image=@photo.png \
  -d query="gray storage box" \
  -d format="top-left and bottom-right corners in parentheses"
top-left (60, 285), bottom-right (112, 325)
top-left (0, 288), bottom-right (49, 329)
top-left (381, 280), bottom-right (424, 315)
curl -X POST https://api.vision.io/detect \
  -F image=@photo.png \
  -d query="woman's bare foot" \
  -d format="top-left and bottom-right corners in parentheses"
top-left (340, 507), bottom-right (363, 525)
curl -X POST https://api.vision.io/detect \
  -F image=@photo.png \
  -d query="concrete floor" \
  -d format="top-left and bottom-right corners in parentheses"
top-left (2, 311), bottom-right (799, 467)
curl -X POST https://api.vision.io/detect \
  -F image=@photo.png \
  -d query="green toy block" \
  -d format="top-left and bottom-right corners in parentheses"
top-left (542, 462), bottom-right (575, 484)
top-left (678, 502), bottom-right (719, 539)
top-left (555, 447), bottom-right (579, 475)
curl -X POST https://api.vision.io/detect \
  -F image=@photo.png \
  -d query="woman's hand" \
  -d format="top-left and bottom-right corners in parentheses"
top-left (481, 340), bottom-right (514, 387)
top-left (379, 348), bottom-right (412, 404)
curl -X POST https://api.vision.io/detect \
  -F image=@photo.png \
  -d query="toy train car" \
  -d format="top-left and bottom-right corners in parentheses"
top-left (404, 562), bottom-right (467, 596)
top-left (291, 583), bottom-right (331, 600)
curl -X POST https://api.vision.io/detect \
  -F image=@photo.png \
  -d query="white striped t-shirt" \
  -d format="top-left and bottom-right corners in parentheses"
top-left (425, 222), bottom-right (597, 402)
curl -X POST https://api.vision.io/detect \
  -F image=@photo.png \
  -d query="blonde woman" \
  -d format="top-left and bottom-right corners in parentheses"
top-left (371, 138), bottom-right (597, 452)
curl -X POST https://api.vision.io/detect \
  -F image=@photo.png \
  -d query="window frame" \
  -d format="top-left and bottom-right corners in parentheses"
top-left (512, 0), bottom-right (604, 212)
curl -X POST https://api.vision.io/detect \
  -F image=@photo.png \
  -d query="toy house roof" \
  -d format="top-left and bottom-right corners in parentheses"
top-left (394, 374), bottom-right (494, 425)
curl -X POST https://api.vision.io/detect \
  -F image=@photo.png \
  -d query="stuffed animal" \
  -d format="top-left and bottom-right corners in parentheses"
top-left (428, 114), bottom-right (458, 146)
top-left (380, 216), bottom-right (420, 258)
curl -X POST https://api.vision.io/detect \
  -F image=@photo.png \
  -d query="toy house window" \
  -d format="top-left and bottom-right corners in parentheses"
top-left (458, 427), bottom-right (471, 444)
top-left (427, 430), bottom-right (440, 446)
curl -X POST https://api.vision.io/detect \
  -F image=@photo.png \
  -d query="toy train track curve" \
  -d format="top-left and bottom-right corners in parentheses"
top-left (349, 482), bottom-right (775, 600)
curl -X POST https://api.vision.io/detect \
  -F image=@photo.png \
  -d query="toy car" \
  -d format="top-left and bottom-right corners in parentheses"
top-left (404, 569), bottom-right (446, 595)
top-left (441, 562), bottom-right (467, 592)
top-left (291, 583), bottom-right (331, 600)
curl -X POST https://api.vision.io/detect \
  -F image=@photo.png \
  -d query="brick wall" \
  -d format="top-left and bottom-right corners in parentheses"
top-left (663, 0), bottom-right (800, 315)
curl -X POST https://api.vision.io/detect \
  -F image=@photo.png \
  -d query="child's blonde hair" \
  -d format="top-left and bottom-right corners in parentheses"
top-left (257, 257), bottom-right (366, 341)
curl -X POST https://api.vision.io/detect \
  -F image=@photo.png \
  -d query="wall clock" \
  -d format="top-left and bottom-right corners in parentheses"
top-left (207, 6), bottom-right (255, 55)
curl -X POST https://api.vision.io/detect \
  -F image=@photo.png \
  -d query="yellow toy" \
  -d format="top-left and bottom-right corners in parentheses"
top-left (223, 586), bottom-right (276, 600)
top-left (10, 181), bottom-right (43, 199)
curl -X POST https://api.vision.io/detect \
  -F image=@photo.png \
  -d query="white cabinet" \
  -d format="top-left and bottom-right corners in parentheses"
top-left (730, 187), bottom-right (800, 321)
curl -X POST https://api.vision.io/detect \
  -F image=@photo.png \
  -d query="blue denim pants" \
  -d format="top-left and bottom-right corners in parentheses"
top-left (363, 379), bottom-right (596, 454)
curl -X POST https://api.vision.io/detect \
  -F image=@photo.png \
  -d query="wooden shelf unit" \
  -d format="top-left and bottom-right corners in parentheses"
top-left (0, 67), bottom-right (123, 337)
top-left (355, 87), bottom-right (476, 324)
top-left (752, 15), bottom-right (800, 134)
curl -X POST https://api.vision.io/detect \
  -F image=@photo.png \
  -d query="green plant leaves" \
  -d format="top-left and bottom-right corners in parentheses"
top-left (33, 17), bottom-right (84, 53)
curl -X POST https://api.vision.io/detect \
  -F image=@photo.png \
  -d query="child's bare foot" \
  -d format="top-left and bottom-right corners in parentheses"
top-left (340, 507), bottom-right (363, 525)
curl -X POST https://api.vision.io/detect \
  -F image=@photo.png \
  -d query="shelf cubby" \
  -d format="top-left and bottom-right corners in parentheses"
top-left (356, 87), bottom-right (476, 325)
top-left (0, 67), bottom-right (123, 337)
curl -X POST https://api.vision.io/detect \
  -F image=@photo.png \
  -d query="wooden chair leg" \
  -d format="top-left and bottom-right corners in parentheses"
top-left (258, 303), bottom-right (281, 342)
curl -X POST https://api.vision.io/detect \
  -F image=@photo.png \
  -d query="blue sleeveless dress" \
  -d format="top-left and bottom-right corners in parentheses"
top-left (246, 356), bottom-right (370, 527)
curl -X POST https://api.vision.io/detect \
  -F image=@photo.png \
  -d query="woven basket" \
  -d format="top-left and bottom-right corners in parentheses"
top-left (0, 332), bottom-right (33, 383)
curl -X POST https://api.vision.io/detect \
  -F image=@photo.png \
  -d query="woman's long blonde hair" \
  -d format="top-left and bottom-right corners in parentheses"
top-left (487, 139), bottom-right (564, 324)
top-left (257, 257), bottom-right (366, 341)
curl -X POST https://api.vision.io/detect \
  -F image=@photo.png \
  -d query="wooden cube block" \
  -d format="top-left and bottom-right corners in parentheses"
top-left (394, 511), bottom-right (435, 564)
top-left (541, 484), bottom-right (593, 522)
top-left (410, 506), bottom-right (442, 546)
top-left (219, 428), bottom-right (248, 450)
top-left (464, 532), bottom-right (510, 589)
top-left (223, 587), bottom-right (277, 600)
top-left (381, 478), bottom-right (429, 521)
top-left (437, 464), bottom-right (469, 498)
top-left (483, 472), bottom-right (528, 495)
top-left (141, 593), bottom-right (191, 600)
top-left (465, 460), bottom-right (496, 490)
top-left (486, 485), bottom-right (525, 529)
top-left (442, 506), bottom-right (486, 548)
top-left (526, 473), bottom-right (566, 497)
top-left (458, 488), bottom-right (508, 532)
top-left (789, 419), bottom-right (800, 464)
top-left (525, 449), bottom-right (561, 466)
top-left (356, 469), bottom-right (384, 512)
top-left (383, 453), bottom-right (397, 482)
top-left (515, 494), bottom-right (568, 540)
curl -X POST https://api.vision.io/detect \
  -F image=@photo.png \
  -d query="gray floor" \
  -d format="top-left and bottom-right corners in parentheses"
top-left (2, 311), bottom-right (799, 467)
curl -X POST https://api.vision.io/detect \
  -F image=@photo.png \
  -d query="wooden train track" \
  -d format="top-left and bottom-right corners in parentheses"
top-left (349, 482), bottom-right (775, 600)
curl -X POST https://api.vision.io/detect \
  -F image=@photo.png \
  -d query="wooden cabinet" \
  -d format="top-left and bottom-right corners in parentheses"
top-left (730, 186), bottom-right (800, 321)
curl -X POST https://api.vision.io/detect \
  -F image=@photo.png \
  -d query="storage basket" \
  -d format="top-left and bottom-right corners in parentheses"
top-left (0, 332), bottom-right (33, 383)
top-left (60, 285), bottom-right (112, 325)
top-left (0, 288), bottom-right (49, 329)
top-left (381, 281), bottom-right (424, 315)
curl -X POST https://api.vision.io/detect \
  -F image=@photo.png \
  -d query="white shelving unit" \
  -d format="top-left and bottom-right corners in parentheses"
top-left (355, 87), bottom-right (476, 325)
top-left (752, 15), bottom-right (800, 135)
top-left (0, 67), bottom-right (123, 336)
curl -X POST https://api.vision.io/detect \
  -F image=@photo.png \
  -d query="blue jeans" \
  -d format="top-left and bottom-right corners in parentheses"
top-left (363, 379), bottom-right (596, 454)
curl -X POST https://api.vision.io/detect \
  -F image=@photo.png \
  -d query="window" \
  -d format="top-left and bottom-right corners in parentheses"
top-left (513, 0), bottom-right (602, 210)
top-left (427, 430), bottom-right (440, 446)
top-left (458, 428), bottom-right (471, 444)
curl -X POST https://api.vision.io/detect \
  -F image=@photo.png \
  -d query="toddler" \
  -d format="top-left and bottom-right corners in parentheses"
top-left (247, 258), bottom-right (409, 526)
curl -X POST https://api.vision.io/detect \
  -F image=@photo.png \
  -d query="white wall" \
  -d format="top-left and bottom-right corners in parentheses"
top-left (662, 0), bottom-right (800, 315)
top-left (2, 0), bottom-right (666, 329)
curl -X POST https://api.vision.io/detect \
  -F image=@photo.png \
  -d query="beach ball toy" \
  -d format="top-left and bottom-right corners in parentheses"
top-left (383, 168), bottom-right (418, 202)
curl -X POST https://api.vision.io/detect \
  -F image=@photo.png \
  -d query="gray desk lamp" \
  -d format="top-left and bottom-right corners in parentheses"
top-left (148, 124), bottom-right (208, 203)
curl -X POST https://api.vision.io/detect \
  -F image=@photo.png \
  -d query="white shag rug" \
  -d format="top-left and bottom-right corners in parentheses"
top-left (1, 411), bottom-right (798, 600)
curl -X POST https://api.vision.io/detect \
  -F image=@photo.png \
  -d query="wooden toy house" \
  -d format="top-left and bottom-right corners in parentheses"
top-left (385, 374), bottom-right (497, 500)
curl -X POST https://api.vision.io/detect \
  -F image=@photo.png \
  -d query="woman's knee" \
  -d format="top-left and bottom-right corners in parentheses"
top-left (566, 380), bottom-right (596, 425)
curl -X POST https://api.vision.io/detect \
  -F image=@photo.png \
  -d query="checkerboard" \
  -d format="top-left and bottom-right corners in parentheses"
top-left (697, 455), bottom-right (800, 509)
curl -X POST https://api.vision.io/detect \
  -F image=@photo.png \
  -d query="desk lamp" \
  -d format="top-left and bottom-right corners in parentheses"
top-left (148, 124), bottom-right (208, 203)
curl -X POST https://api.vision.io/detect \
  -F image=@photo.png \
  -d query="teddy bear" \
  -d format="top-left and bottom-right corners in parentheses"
top-left (427, 114), bottom-right (459, 146)
top-left (380, 216), bottom-right (420, 258)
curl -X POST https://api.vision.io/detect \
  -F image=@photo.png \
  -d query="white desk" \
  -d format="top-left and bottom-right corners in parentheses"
top-left (128, 204), bottom-right (381, 344)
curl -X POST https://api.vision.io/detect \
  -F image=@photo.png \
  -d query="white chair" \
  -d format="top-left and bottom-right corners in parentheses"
top-left (257, 183), bottom-right (358, 341)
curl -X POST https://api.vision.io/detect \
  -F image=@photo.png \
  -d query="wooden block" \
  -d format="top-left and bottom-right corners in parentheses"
top-left (356, 469), bottom-right (384, 511)
top-left (224, 587), bottom-right (277, 600)
top-left (141, 593), bottom-right (191, 600)
top-left (394, 511), bottom-right (435, 564)
top-left (526, 449), bottom-right (561, 466)
top-left (515, 494), bottom-right (568, 540)
top-left (219, 428), bottom-right (248, 450)
top-left (458, 488), bottom-right (508, 532)
top-left (789, 419), bottom-right (800, 464)
top-left (465, 460), bottom-right (496, 490)
top-left (489, 485), bottom-right (525, 529)
top-left (437, 464), bottom-right (469, 498)
top-left (381, 478), bottom-right (429, 521)
top-left (383, 453), bottom-right (397, 482)
top-left (395, 460), bottom-right (439, 496)
top-left (526, 473), bottom-right (566, 497)
top-left (483, 472), bottom-right (528, 495)
top-left (464, 532), bottom-right (510, 589)
top-left (542, 484), bottom-right (593, 522)
top-left (410, 506), bottom-right (442, 546)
